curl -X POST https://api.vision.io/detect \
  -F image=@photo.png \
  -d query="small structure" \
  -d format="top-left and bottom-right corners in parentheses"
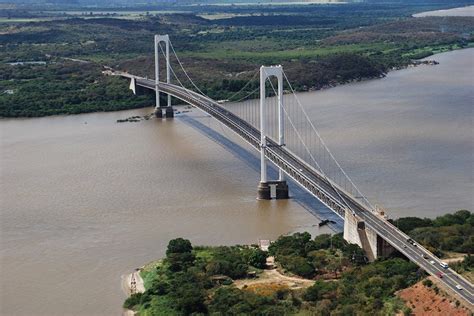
top-left (210, 275), bottom-right (233, 286)
top-left (259, 239), bottom-right (271, 251)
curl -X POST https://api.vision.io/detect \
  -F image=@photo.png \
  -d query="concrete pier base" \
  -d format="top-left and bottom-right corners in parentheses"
top-left (165, 106), bottom-right (174, 118)
top-left (343, 211), bottom-right (396, 261)
top-left (155, 108), bottom-right (163, 118)
top-left (275, 181), bottom-right (289, 199)
top-left (155, 107), bottom-right (174, 119)
top-left (257, 181), bottom-right (289, 200)
top-left (257, 182), bottom-right (271, 200)
top-left (344, 211), bottom-right (377, 262)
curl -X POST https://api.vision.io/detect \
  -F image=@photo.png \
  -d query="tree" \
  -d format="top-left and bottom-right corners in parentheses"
top-left (123, 293), bottom-right (143, 309)
top-left (206, 259), bottom-right (231, 276)
top-left (327, 256), bottom-right (344, 278)
top-left (172, 284), bottom-right (207, 314)
top-left (313, 234), bottom-right (332, 249)
top-left (208, 287), bottom-right (243, 313)
top-left (422, 279), bottom-right (433, 288)
top-left (166, 238), bottom-right (193, 255)
top-left (248, 249), bottom-right (268, 269)
top-left (392, 217), bottom-right (432, 233)
top-left (280, 255), bottom-right (314, 278)
top-left (269, 232), bottom-right (312, 257)
top-left (165, 270), bottom-right (209, 314)
top-left (307, 250), bottom-right (329, 272)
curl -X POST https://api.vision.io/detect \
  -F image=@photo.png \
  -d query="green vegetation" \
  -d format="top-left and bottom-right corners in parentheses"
top-left (301, 258), bottom-right (417, 315)
top-left (125, 238), bottom-right (273, 315)
top-left (391, 210), bottom-right (473, 257)
top-left (269, 232), bottom-right (367, 278)
top-left (125, 210), bottom-right (472, 314)
top-left (0, 61), bottom-right (153, 117)
top-left (1, 1), bottom-right (473, 117)
top-left (449, 255), bottom-right (474, 283)
top-left (127, 234), bottom-right (422, 315)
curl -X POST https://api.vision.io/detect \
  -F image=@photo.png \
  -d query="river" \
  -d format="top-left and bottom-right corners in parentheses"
top-left (413, 5), bottom-right (474, 17)
top-left (1, 48), bottom-right (473, 315)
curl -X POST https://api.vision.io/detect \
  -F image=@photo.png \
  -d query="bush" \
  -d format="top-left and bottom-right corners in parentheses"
top-left (279, 255), bottom-right (314, 278)
top-left (247, 249), bottom-right (268, 269)
top-left (123, 293), bottom-right (143, 309)
top-left (422, 279), bottom-right (433, 288)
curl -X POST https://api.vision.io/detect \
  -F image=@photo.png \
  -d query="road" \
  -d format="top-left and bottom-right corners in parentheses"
top-left (135, 78), bottom-right (474, 306)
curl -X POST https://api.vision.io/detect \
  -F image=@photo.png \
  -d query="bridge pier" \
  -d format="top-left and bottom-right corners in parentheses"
top-left (257, 180), bottom-right (289, 200)
top-left (165, 106), bottom-right (174, 118)
top-left (275, 181), bottom-right (289, 199)
top-left (343, 211), bottom-right (396, 261)
top-left (257, 182), bottom-right (271, 200)
top-left (154, 106), bottom-right (174, 119)
top-left (155, 108), bottom-right (163, 118)
top-left (344, 211), bottom-right (377, 262)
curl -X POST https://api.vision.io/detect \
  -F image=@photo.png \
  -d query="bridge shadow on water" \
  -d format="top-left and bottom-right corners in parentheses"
top-left (179, 113), bottom-right (344, 234)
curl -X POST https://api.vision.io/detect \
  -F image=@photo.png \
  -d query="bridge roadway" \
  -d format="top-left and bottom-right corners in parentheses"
top-left (136, 78), bottom-right (474, 306)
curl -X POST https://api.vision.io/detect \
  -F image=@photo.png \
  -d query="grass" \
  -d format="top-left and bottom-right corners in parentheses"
top-left (140, 259), bottom-right (166, 289)
top-left (401, 43), bottom-right (469, 58)
top-left (193, 246), bottom-right (216, 262)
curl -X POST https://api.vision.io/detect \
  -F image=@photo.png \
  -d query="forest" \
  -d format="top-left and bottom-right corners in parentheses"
top-left (390, 210), bottom-right (474, 257)
top-left (1, 1), bottom-right (473, 117)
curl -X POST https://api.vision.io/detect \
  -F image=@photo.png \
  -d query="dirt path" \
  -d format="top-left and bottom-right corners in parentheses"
top-left (443, 256), bottom-right (466, 264)
top-left (234, 256), bottom-right (315, 290)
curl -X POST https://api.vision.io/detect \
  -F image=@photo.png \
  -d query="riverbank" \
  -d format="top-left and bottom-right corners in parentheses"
top-left (2, 3), bottom-right (473, 118)
top-left (122, 269), bottom-right (145, 316)
top-left (123, 228), bottom-right (473, 315)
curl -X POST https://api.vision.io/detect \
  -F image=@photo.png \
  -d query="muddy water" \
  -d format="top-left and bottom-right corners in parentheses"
top-left (0, 109), bottom-right (328, 315)
top-left (296, 48), bottom-right (473, 217)
top-left (1, 48), bottom-right (473, 315)
top-left (413, 5), bottom-right (474, 17)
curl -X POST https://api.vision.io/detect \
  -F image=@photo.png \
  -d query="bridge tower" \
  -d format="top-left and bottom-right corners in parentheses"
top-left (154, 34), bottom-right (173, 118)
top-left (257, 65), bottom-right (289, 200)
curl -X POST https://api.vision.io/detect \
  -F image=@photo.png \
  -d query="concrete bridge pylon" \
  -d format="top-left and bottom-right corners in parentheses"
top-left (257, 65), bottom-right (289, 200)
top-left (154, 34), bottom-right (173, 119)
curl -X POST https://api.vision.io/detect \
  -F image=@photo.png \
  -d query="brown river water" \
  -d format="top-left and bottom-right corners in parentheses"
top-left (1, 48), bottom-right (473, 315)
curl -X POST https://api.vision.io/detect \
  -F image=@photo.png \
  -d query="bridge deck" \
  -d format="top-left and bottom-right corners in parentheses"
top-left (135, 78), bottom-right (473, 306)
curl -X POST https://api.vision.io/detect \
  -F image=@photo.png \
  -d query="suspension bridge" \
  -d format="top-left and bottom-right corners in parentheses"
top-left (115, 34), bottom-right (473, 305)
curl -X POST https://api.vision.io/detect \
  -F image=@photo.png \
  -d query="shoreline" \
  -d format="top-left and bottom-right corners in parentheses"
top-left (121, 269), bottom-right (145, 316)
top-left (304, 58), bottom-right (439, 93)
top-left (121, 269), bottom-right (145, 296)
top-left (413, 5), bottom-right (474, 18)
top-left (3, 47), bottom-right (468, 120)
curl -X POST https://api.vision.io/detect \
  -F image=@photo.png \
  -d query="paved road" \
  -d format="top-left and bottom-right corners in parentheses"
top-left (135, 78), bottom-right (474, 306)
